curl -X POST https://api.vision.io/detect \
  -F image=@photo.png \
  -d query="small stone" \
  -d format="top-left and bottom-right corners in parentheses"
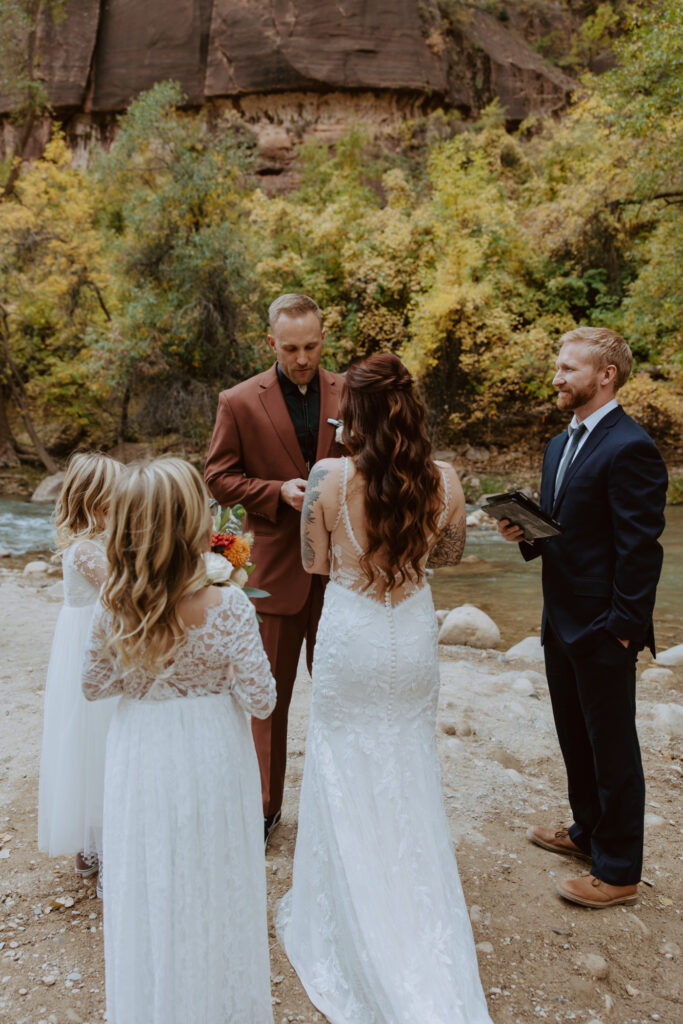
top-left (640, 667), bottom-right (675, 686)
top-left (67, 971), bottom-right (82, 981)
top-left (511, 677), bottom-right (538, 697)
top-left (469, 904), bottom-right (490, 926)
top-left (466, 509), bottom-right (490, 528)
top-left (19, 987), bottom-right (28, 995)
top-left (625, 983), bottom-right (640, 996)
top-left (476, 941), bottom-right (494, 954)
top-left (42, 976), bottom-right (56, 986)
top-left (23, 560), bottom-right (50, 575)
top-left (651, 703), bottom-right (683, 739)
top-left (659, 939), bottom-right (680, 957)
top-left (574, 952), bottom-right (609, 979)
top-left (644, 813), bottom-right (666, 829)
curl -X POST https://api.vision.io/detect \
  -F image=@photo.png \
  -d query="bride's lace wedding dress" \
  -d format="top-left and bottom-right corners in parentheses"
top-left (277, 458), bottom-right (493, 1024)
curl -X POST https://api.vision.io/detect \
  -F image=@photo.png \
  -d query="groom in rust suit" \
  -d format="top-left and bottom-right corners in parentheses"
top-left (205, 293), bottom-right (344, 845)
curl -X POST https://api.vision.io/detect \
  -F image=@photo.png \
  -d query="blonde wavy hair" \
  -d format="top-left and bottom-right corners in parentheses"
top-left (54, 451), bottom-right (122, 552)
top-left (102, 458), bottom-right (212, 672)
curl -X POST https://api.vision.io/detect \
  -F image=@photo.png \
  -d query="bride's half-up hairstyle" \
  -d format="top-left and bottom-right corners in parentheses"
top-left (340, 352), bottom-right (442, 590)
top-left (102, 458), bottom-right (212, 672)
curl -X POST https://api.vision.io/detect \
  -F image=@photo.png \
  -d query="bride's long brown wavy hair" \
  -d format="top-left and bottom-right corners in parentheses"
top-left (340, 352), bottom-right (442, 591)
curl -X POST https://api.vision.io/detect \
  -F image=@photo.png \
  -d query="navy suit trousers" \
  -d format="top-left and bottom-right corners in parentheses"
top-left (543, 624), bottom-right (644, 885)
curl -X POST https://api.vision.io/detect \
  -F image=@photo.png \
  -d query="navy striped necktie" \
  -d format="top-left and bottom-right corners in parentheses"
top-left (554, 423), bottom-right (587, 500)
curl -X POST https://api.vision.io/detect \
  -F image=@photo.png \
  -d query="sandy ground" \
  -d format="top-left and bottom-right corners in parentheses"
top-left (0, 567), bottom-right (681, 1024)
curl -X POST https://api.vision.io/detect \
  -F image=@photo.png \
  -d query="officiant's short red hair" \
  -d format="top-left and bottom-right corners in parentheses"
top-left (340, 353), bottom-right (443, 592)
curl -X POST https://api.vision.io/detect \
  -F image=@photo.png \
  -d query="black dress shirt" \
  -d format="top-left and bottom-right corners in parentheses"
top-left (276, 364), bottom-right (320, 470)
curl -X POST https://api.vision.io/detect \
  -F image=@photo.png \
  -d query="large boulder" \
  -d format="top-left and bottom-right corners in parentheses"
top-left (655, 644), bottom-right (683, 668)
top-left (438, 605), bottom-right (500, 649)
top-left (31, 472), bottom-right (65, 503)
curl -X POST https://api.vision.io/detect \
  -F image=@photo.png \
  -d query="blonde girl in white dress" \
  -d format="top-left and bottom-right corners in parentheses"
top-left (81, 458), bottom-right (276, 1024)
top-left (38, 451), bottom-right (122, 890)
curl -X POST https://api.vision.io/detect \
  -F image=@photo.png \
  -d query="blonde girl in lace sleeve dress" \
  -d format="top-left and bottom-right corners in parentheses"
top-left (277, 353), bottom-right (494, 1024)
top-left (81, 458), bottom-right (276, 1024)
top-left (38, 451), bottom-right (122, 890)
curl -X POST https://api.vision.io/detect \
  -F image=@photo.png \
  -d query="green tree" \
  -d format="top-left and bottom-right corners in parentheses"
top-left (93, 82), bottom-right (263, 441)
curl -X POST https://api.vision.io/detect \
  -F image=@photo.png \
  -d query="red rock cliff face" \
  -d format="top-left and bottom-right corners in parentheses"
top-left (1, 1), bottom-right (575, 161)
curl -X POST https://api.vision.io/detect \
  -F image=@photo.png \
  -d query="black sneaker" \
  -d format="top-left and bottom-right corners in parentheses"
top-left (264, 809), bottom-right (281, 850)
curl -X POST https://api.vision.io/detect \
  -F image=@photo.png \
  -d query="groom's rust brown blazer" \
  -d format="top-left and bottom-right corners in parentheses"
top-left (205, 363), bottom-right (344, 815)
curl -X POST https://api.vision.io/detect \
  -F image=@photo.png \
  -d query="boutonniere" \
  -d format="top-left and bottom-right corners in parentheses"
top-left (327, 418), bottom-right (344, 444)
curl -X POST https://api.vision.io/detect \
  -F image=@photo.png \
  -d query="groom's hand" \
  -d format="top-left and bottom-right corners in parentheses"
top-left (496, 518), bottom-right (525, 542)
top-left (280, 478), bottom-right (308, 511)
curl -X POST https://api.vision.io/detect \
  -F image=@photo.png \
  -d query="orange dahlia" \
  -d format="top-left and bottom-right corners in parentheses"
top-left (224, 535), bottom-right (251, 568)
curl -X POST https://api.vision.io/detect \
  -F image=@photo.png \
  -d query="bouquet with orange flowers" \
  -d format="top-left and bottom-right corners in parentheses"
top-left (203, 504), bottom-right (269, 601)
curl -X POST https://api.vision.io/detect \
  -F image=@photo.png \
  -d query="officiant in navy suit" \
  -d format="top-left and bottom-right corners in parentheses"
top-left (498, 327), bottom-right (668, 909)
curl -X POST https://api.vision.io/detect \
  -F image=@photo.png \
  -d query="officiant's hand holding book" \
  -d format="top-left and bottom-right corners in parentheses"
top-left (481, 490), bottom-right (563, 543)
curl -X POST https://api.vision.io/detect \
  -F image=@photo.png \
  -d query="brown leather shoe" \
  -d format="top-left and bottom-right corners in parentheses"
top-left (557, 873), bottom-right (638, 908)
top-left (526, 825), bottom-right (591, 861)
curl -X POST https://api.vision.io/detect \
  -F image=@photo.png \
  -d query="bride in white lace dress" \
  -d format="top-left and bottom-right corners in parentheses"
top-left (81, 459), bottom-right (276, 1024)
top-left (277, 354), bottom-right (494, 1024)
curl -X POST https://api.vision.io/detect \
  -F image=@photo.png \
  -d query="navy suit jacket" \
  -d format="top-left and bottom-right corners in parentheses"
top-left (521, 406), bottom-right (668, 655)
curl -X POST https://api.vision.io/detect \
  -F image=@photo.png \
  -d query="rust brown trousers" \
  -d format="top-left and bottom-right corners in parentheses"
top-left (205, 363), bottom-right (344, 816)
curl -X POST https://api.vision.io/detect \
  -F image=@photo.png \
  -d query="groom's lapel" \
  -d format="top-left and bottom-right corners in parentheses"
top-left (258, 365), bottom-right (307, 478)
top-left (543, 435), bottom-right (566, 513)
top-left (552, 406), bottom-right (623, 514)
top-left (316, 369), bottom-right (341, 463)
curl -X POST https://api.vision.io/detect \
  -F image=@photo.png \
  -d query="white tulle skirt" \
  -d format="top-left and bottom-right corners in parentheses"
top-left (102, 691), bottom-right (273, 1024)
top-left (38, 604), bottom-right (117, 858)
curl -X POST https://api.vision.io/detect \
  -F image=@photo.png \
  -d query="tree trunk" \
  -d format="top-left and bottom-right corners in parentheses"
top-left (0, 306), bottom-right (59, 474)
top-left (0, 385), bottom-right (20, 467)
top-left (118, 379), bottom-right (132, 445)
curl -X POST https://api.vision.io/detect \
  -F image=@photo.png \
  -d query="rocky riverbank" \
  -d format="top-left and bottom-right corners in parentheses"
top-left (1, 566), bottom-right (682, 1024)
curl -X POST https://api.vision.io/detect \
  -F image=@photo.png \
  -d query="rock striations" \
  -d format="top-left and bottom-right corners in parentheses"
top-left (0, 1), bottom-right (576, 165)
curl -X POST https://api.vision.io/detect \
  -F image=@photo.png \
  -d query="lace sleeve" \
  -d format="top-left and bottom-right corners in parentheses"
top-left (71, 539), bottom-right (108, 589)
top-left (81, 603), bottom-right (124, 701)
top-left (221, 588), bottom-right (276, 719)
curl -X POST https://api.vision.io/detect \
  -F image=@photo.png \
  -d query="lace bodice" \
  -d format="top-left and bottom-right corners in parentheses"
top-left (81, 586), bottom-right (276, 715)
top-left (61, 538), bottom-right (107, 607)
top-left (328, 458), bottom-right (450, 606)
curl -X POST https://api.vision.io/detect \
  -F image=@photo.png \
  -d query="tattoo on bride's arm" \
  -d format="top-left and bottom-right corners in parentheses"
top-left (301, 465), bottom-right (329, 570)
top-left (427, 519), bottom-right (466, 568)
